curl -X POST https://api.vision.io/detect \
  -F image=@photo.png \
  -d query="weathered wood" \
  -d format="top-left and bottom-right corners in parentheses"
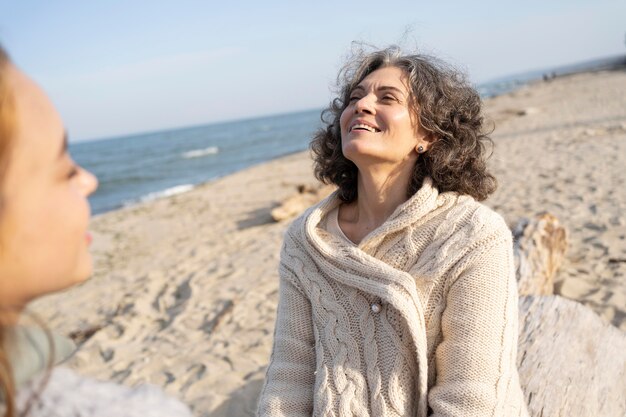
top-left (270, 184), bottom-right (335, 221)
top-left (518, 295), bottom-right (626, 417)
top-left (513, 213), bottom-right (568, 295)
top-left (514, 214), bottom-right (626, 416)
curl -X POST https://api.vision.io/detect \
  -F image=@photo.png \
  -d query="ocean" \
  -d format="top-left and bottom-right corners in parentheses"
top-left (71, 109), bottom-right (322, 214)
top-left (70, 55), bottom-right (625, 215)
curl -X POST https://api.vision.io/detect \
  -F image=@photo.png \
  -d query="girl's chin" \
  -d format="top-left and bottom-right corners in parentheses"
top-left (63, 255), bottom-right (94, 289)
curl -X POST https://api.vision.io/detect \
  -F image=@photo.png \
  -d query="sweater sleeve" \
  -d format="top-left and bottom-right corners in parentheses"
top-left (257, 262), bottom-right (316, 417)
top-left (428, 231), bottom-right (527, 417)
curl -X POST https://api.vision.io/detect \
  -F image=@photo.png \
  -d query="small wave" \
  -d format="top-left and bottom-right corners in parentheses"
top-left (256, 125), bottom-right (272, 132)
top-left (137, 184), bottom-right (195, 203)
top-left (182, 146), bottom-right (219, 159)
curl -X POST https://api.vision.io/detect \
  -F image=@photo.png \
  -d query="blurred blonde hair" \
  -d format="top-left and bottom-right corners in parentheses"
top-left (0, 44), bottom-right (17, 417)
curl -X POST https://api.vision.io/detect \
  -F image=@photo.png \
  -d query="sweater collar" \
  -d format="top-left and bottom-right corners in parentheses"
top-left (304, 177), bottom-right (443, 254)
top-left (4, 324), bottom-right (76, 388)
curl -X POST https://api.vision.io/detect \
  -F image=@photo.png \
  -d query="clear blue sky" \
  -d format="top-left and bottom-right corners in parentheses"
top-left (2, 0), bottom-right (624, 141)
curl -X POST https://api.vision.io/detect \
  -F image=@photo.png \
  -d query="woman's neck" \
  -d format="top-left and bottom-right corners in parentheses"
top-left (339, 162), bottom-right (414, 243)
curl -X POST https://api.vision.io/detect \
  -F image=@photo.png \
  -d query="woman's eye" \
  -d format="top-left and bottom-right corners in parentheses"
top-left (67, 166), bottom-right (79, 179)
top-left (382, 95), bottom-right (397, 102)
top-left (349, 96), bottom-right (360, 102)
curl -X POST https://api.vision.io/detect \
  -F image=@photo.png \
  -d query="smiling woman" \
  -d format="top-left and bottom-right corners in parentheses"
top-left (257, 45), bottom-right (529, 417)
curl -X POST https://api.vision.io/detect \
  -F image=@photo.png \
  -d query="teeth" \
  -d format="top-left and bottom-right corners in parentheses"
top-left (351, 123), bottom-right (379, 132)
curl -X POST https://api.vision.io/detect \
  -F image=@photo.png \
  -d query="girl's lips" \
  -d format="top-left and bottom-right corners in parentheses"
top-left (86, 232), bottom-right (92, 245)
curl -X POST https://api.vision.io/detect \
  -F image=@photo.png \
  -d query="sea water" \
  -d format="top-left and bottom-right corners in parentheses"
top-left (71, 109), bottom-right (322, 214)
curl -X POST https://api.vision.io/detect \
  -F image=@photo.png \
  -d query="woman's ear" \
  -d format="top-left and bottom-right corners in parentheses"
top-left (415, 131), bottom-right (436, 154)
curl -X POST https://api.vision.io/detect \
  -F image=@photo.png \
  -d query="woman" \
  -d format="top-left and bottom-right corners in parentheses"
top-left (0, 46), bottom-right (191, 417)
top-left (258, 46), bottom-right (529, 416)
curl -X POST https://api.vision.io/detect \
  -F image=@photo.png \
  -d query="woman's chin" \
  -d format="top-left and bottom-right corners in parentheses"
top-left (342, 141), bottom-right (381, 163)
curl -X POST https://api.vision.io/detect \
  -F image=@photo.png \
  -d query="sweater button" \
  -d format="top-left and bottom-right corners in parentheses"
top-left (370, 303), bottom-right (381, 313)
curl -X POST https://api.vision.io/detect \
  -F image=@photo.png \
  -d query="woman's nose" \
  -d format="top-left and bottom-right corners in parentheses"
top-left (354, 94), bottom-right (375, 114)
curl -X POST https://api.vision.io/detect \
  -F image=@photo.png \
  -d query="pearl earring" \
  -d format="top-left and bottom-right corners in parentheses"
top-left (417, 145), bottom-right (425, 154)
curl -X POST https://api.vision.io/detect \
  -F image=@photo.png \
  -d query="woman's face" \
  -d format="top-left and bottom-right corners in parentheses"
top-left (340, 66), bottom-right (428, 170)
top-left (0, 65), bottom-right (98, 308)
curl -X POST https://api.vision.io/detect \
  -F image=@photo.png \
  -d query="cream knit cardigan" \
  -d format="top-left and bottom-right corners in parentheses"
top-left (257, 178), bottom-right (529, 417)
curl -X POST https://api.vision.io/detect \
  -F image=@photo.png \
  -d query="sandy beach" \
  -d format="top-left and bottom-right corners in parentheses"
top-left (29, 69), bottom-right (626, 416)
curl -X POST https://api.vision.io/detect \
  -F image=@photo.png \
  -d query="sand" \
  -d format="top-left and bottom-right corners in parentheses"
top-left (29, 69), bottom-right (626, 416)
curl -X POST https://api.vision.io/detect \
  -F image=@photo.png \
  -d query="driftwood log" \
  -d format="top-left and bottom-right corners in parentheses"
top-left (513, 213), bottom-right (568, 296)
top-left (518, 295), bottom-right (626, 417)
top-left (514, 214), bottom-right (625, 417)
top-left (271, 184), bottom-right (335, 222)
top-left (270, 186), bottom-right (626, 416)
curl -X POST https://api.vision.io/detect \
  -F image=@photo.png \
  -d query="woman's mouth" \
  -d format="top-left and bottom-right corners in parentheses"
top-left (350, 121), bottom-right (381, 133)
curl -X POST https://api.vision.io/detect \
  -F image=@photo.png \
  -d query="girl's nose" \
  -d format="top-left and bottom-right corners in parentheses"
top-left (79, 167), bottom-right (98, 196)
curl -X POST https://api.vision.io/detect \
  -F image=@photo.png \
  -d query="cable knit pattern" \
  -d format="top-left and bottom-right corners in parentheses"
top-left (257, 178), bottom-right (529, 417)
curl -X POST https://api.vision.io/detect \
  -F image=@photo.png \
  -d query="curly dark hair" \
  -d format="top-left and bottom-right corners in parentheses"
top-left (311, 45), bottom-right (497, 202)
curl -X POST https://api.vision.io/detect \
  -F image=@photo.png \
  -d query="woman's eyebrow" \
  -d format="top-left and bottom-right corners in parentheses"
top-left (378, 86), bottom-right (405, 96)
top-left (353, 84), bottom-right (406, 96)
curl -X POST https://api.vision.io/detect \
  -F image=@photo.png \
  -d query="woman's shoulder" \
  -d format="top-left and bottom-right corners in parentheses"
top-left (416, 194), bottom-right (514, 282)
top-left (437, 192), bottom-right (512, 245)
top-left (465, 196), bottom-right (509, 234)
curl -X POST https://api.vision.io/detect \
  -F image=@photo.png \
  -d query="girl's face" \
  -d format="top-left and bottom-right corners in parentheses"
top-left (0, 65), bottom-right (98, 308)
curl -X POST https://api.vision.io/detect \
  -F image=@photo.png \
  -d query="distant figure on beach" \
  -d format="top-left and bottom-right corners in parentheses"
top-left (0, 45), bottom-right (191, 417)
top-left (257, 45), bottom-right (529, 416)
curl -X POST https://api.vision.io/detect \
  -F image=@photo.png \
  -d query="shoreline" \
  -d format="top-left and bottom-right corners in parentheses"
top-left (91, 149), bottom-right (308, 220)
top-left (477, 54), bottom-right (626, 98)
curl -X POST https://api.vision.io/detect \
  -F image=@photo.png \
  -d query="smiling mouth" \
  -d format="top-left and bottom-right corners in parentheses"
top-left (350, 123), bottom-right (381, 133)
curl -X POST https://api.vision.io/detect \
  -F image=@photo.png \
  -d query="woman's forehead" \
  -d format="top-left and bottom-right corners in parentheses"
top-left (356, 66), bottom-right (409, 90)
